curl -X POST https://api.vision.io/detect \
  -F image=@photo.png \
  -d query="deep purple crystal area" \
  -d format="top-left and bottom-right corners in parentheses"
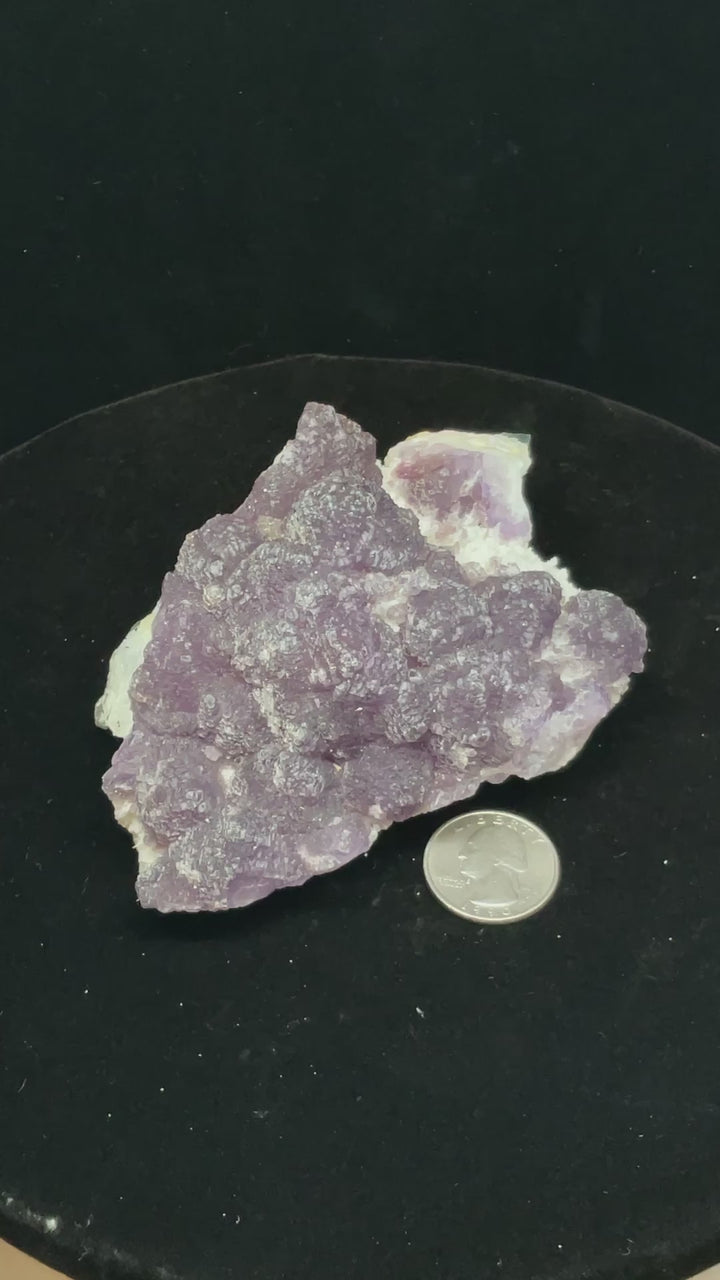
top-left (102, 404), bottom-right (646, 911)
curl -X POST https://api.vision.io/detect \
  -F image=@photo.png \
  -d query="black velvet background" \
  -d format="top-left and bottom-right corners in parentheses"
top-left (1, 357), bottom-right (719, 1280)
top-left (3, 1), bottom-right (720, 452)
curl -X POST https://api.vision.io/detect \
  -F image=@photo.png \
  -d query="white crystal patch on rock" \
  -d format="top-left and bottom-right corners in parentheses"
top-left (95, 607), bottom-right (157, 737)
top-left (383, 429), bottom-right (574, 592)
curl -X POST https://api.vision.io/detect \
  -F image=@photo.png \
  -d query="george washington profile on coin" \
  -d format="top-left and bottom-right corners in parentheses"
top-left (457, 823), bottom-right (528, 907)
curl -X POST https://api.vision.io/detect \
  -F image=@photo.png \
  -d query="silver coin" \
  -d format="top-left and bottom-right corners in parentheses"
top-left (423, 810), bottom-right (560, 924)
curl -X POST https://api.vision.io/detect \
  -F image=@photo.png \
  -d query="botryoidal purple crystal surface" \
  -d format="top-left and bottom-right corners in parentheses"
top-left (97, 404), bottom-right (646, 911)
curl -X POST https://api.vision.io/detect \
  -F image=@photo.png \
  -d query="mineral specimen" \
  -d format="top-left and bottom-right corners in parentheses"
top-left (98, 403), bottom-right (646, 912)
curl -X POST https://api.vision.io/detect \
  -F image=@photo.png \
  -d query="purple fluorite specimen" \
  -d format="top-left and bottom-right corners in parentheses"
top-left (101, 404), bottom-right (646, 911)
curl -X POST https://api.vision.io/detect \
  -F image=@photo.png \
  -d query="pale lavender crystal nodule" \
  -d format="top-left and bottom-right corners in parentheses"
top-left (100, 403), bottom-right (646, 912)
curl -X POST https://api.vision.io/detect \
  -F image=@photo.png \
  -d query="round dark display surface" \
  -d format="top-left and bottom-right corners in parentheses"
top-left (2, 357), bottom-right (719, 1280)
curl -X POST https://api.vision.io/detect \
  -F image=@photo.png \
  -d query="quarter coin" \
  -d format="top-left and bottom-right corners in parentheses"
top-left (423, 810), bottom-right (561, 924)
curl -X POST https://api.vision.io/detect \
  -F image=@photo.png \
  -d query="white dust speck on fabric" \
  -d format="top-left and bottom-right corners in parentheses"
top-left (1, 1195), bottom-right (62, 1236)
